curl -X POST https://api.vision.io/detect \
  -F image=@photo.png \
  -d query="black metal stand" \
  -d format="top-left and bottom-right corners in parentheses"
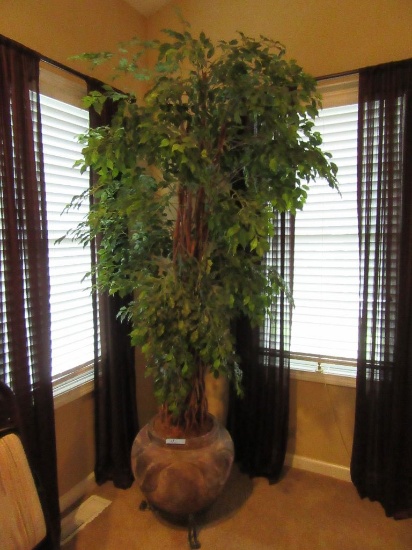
top-left (188, 514), bottom-right (201, 549)
top-left (139, 499), bottom-right (151, 511)
top-left (139, 500), bottom-right (202, 549)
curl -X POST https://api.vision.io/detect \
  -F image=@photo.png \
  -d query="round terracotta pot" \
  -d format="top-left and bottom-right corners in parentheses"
top-left (131, 414), bottom-right (234, 517)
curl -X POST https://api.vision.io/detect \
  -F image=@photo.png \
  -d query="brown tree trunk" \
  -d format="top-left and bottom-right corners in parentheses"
top-left (170, 184), bottom-right (210, 434)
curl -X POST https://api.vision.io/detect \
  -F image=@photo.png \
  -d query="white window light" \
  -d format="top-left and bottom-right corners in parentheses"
top-left (39, 66), bottom-right (97, 402)
top-left (281, 75), bottom-right (359, 384)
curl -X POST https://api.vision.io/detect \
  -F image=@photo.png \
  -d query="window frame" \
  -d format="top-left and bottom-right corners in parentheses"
top-left (39, 64), bottom-right (96, 405)
top-left (289, 74), bottom-right (359, 388)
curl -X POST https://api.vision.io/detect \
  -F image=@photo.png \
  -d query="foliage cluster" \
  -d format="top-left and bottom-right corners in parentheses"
top-left (69, 26), bottom-right (337, 432)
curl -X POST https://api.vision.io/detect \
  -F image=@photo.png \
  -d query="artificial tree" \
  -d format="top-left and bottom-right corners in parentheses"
top-left (69, 25), bottom-right (337, 437)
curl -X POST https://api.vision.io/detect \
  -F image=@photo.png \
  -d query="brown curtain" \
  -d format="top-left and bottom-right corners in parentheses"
top-left (0, 37), bottom-right (60, 547)
top-left (88, 81), bottom-right (139, 489)
top-left (229, 212), bottom-right (294, 481)
top-left (351, 59), bottom-right (412, 518)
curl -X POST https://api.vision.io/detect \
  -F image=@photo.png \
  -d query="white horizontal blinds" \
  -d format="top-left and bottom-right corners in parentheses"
top-left (40, 89), bottom-right (95, 376)
top-left (289, 75), bottom-right (359, 371)
top-left (1, 89), bottom-right (43, 385)
top-left (0, 176), bottom-right (9, 383)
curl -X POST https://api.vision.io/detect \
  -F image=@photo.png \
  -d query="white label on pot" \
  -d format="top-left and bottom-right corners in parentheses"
top-left (166, 438), bottom-right (186, 445)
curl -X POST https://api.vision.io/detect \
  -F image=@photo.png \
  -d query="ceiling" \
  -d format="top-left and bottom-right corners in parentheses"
top-left (125, 0), bottom-right (172, 17)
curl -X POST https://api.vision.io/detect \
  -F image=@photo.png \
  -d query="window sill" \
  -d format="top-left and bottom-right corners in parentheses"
top-left (290, 368), bottom-right (356, 388)
top-left (53, 363), bottom-right (94, 409)
top-left (51, 358), bottom-right (356, 411)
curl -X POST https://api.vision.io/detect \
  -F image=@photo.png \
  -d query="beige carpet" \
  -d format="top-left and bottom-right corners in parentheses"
top-left (61, 465), bottom-right (412, 549)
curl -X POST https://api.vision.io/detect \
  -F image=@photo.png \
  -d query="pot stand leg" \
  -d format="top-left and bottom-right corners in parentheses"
top-left (138, 500), bottom-right (201, 549)
top-left (188, 514), bottom-right (201, 550)
top-left (139, 499), bottom-right (152, 511)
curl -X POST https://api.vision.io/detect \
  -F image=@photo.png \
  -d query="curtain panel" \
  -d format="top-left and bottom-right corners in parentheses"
top-left (0, 36), bottom-right (60, 547)
top-left (88, 82), bottom-right (139, 489)
top-left (351, 59), bottom-right (412, 518)
top-left (230, 211), bottom-right (294, 481)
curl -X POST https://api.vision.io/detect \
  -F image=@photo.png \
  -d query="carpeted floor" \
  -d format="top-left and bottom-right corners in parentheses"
top-left (61, 465), bottom-right (412, 549)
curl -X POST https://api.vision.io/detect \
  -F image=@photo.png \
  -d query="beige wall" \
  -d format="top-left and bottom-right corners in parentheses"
top-left (2, 0), bottom-right (411, 501)
top-left (288, 379), bottom-right (355, 466)
top-left (148, 0), bottom-right (412, 77)
top-left (0, 0), bottom-right (147, 86)
top-left (55, 394), bottom-right (95, 497)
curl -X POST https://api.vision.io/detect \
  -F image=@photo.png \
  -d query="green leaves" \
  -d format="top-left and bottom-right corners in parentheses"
top-left (67, 23), bottom-right (339, 423)
top-left (81, 90), bottom-right (107, 115)
top-left (70, 51), bottom-right (113, 67)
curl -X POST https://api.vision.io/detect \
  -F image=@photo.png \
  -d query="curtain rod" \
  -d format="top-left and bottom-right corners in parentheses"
top-left (319, 57), bottom-right (412, 81)
top-left (316, 68), bottom-right (359, 82)
top-left (0, 32), bottom-right (103, 85)
top-left (45, 54), bottom-right (361, 86)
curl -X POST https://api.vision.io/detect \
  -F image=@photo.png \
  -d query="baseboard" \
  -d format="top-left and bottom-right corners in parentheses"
top-left (285, 453), bottom-right (351, 482)
top-left (59, 472), bottom-right (97, 514)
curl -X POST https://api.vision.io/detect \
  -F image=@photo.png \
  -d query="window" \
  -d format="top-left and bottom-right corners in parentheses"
top-left (39, 66), bottom-right (96, 398)
top-left (288, 75), bottom-right (359, 381)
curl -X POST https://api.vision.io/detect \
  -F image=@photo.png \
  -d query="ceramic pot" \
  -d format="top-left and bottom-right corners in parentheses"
top-left (131, 414), bottom-right (234, 517)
